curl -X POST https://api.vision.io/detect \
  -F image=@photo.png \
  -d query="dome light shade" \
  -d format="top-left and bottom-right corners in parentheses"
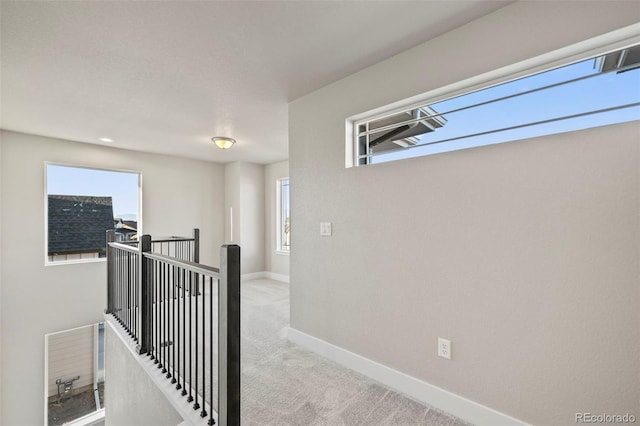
top-left (212, 137), bottom-right (236, 149)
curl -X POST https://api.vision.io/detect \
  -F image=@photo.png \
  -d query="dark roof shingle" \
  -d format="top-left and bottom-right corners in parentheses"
top-left (48, 195), bottom-right (115, 255)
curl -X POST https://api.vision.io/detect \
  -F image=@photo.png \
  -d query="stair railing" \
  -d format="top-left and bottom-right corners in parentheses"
top-left (106, 230), bottom-right (240, 426)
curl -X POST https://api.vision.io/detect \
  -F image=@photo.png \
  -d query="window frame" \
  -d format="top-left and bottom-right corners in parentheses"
top-left (346, 25), bottom-right (640, 168)
top-left (44, 322), bottom-right (106, 426)
top-left (44, 162), bottom-right (142, 266)
top-left (276, 177), bottom-right (290, 254)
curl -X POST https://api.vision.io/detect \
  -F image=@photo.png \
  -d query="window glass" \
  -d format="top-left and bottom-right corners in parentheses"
top-left (277, 178), bottom-right (290, 252)
top-left (46, 164), bottom-right (140, 263)
top-left (45, 322), bottom-right (105, 425)
top-left (355, 44), bottom-right (640, 165)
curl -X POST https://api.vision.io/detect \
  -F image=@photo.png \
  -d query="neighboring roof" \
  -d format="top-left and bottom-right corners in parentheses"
top-left (115, 218), bottom-right (137, 233)
top-left (596, 45), bottom-right (640, 73)
top-left (368, 106), bottom-right (448, 154)
top-left (118, 224), bottom-right (137, 232)
top-left (48, 195), bottom-right (115, 255)
top-left (123, 220), bottom-right (137, 229)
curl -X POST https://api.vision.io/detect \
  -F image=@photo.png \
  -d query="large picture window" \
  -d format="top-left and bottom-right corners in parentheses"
top-left (351, 41), bottom-right (640, 166)
top-left (277, 178), bottom-right (290, 253)
top-left (46, 164), bottom-right (140, 264)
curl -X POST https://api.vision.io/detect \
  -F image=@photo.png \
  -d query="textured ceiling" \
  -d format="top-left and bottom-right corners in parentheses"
top-left (1, 1), bottom-right (511, 164)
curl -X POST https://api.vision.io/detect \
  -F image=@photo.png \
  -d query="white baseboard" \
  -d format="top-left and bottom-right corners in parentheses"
top-left (265, 271), bottom-right (290, 283)
top-left (241, 271), bottom-right (290, 284)
top-left (287, 328), bottom-right (527, 426)
top-left (241, 271), bottom-right (267, 281)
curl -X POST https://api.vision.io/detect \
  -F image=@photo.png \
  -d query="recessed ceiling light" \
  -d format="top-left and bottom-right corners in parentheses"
top-left (99, 137), bottom-right (114, 143)
top-left (212, 137), bottom-right (236, 150)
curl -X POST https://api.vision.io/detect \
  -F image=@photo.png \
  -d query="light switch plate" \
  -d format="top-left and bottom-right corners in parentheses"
top-left (320, 222), bottom-right (332, 236)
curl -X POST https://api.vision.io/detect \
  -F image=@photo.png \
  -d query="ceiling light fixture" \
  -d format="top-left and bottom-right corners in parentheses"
top-left (212, 136), bottom-right (236, 150)
top-left (99, 137), bottom-right (114, 143)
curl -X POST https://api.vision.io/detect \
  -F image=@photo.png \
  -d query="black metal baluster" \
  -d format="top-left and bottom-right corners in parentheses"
top-left (166, 262), bottom-right (171, 377)
top-left (129, 252), bottom-right (132, 334)
top-left (148, 257), bottom-right (155, 360)
top-left (136, 252), bottom-right (140, 341)
top-left (162, 262), bottom-right (168, 374)
top-left (201, 274), bottom-right (207, 418)
top-left (132, 252), bottom-right (136, 340)
top-left (131, 252), bottom-right (134, 335)
top-left (123, 251), bottom-right (126, 328)
top-left (123, 252), bottom-right (127, 332)
top-left (166, 262), bottom-right (170, 374)
top-left (165, 261), bottom-right (169, 372)
top-left (120, 250), bottom-right (123, 325)
top-left (169, 264), bottom-right (174, 381)
top-left (126, 252), bottom-right (130, 334)
top-left (187, 270), bottom-right (193, 403)
top-left (132, 252), bottom-right (135, 336)
top-left (133, 252), bottom-right (137, 340)
top-left (181, 268), bottom-right (187, 396)
top-left (114, 250), bottom-right (118, 323)
top-left (159, 261), bottom-right (165, 371)
top-left (209, 276), bottom-right (215, 425)
top-left (176, 266), bottom-right (182, 391)
top-left (157, 260), bottom-right (162, 366)
top-left (118, 251), bottom-right (122, 325)
top-left (115, 250), bottom-right (119, 324)
top-left (194, 272), bottom-right (200, 411)
top-left (129, 252), bottom-right (132, 336)
top-left (135, 252), bottom-right (138, 339)
top-left (174, 265), bottom-right (178, 383)
top-left (153, 260), bottom-right (159, 363)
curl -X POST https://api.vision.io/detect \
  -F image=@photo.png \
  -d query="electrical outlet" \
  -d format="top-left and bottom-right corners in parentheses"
top-left (438, 338), bottom-right (451, 360)
top-left (320, 222), bottom-right (332, 236)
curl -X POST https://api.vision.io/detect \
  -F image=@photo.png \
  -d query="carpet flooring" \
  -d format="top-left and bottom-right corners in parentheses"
top-left (239, 278), bottom-right (469, 426)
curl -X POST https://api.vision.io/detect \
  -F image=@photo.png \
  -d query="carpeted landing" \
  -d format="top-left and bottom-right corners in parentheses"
top-left (240, 279), bottom-right (469, 426)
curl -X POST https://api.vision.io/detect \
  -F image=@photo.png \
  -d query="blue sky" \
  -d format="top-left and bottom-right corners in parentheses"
top-left (47, 165), bottom-right (139, 218)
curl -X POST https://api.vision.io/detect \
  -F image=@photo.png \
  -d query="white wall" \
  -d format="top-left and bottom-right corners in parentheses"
top-left (240, 163), bottom-right (265, 274)
top-left (0, 130), bottom-right (225, 426)
top-left (289, 2), bottom-right (640, 425)
top-left (265, 160), bottom-right (289, 278)
top-left (224, 162), bottom-right (265, 275)
top-left (224, 162), bottom-right (241, 245)
top-left (105, 325), bottom-right (182, 426)
top-left (0, 131), bottom-right (3, 421)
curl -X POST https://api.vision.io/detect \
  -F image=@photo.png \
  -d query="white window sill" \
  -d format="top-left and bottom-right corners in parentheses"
top-left (275, 249), bottom-right (290, 256)
top-left (63, 408), bottom-right (105, 426)
top-left (45, 257), bottom-right (107, 267)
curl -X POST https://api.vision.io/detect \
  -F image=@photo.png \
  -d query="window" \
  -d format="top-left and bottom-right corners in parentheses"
top-left (45, 322), bottom-right (106, 425)
top-left (350, 40), bottom-right (640, 166)
top-left (46, 164), bottom-right (140, 264)
top-left (276, 178), bottom-right (290, 253)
